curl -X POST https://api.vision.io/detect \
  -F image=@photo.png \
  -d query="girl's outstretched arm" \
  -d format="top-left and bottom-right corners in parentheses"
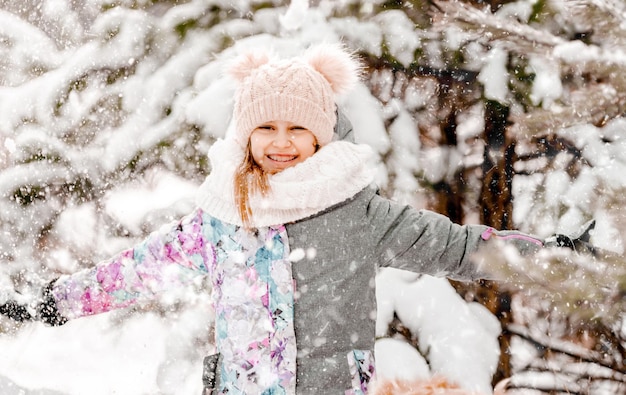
top-left (368, 193), bottom-right (543, 281)
top-left (50, 208), bottom-right (216, 321)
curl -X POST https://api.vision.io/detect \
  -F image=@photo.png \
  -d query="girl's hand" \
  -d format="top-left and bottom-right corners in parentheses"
top-left (0, 281), bottom-right (67, 326)
top-left (544, 219), bottom-right (597, 255)
top-left (0, 300), bottom-right (33, 322)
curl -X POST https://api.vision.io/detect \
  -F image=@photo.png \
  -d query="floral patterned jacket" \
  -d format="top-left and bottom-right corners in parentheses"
top-left (52, 209), bottom-right (301, 394)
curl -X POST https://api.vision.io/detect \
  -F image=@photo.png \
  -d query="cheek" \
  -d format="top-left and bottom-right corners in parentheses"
top-left (298, 137), bottom-right (317, 160)
top-left (250, 135), bottom-right (260, 150)
top-left (249, 137), bottom-right (265, 163)
top-left (251, 149), bottom-right (265, 166)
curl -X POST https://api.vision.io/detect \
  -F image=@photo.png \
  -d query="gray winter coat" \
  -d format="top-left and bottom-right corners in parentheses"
top-left (287, 185), bottom-right (483, 393)
top-left (274, 111), bottom-right (542, 393)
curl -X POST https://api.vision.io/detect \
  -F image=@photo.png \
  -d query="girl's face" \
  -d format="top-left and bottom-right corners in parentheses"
top-left (250, 120), bottom-right (318, 174)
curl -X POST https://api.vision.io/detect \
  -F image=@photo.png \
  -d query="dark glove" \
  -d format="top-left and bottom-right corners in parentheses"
top-left (544, 219), bottom-right (597, 255)
top-left (0, 281), bottom-right (67, 326)
top-left (0, 300), bottom-right (33, 322)
top-left (36, 281), bottom-right (68, 326)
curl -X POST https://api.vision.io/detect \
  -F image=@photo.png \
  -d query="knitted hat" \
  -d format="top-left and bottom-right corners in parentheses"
top-left (227, 44), bottom-right (361, 148)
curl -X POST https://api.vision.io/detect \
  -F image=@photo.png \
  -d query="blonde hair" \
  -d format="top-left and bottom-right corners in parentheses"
top-left (233, 142), bottom-right (270, 228)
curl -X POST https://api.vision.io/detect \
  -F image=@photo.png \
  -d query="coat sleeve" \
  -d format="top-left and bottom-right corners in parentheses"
top-left (51, 208), bottom-right (216, 319)
top-left (368, 194), bottom-right (544, 281)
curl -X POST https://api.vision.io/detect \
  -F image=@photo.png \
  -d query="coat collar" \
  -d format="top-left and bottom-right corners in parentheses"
top-left (195, 138), bottom-right (375, 227)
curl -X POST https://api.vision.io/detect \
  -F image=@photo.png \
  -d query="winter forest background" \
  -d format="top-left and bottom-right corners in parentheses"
top-left (0, 0), bottom-right (625, 394)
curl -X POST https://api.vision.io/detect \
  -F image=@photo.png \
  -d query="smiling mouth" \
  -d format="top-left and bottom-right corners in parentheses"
top-left (267, 154), bottom-right (298, 162)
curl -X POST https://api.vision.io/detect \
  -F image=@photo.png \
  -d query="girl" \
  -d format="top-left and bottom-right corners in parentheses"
top-left (2, 44), bottom-right (554, 394)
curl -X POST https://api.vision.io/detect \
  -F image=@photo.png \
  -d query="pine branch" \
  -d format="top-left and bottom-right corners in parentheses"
top-left (506, 356), bottom-right (626, 393)
top-left (510, 81), bottom-right (626, 137)
top-left (474, 245), bottom-right (626, 327)
top-left (565, 0), bottom-right (626, 26)
top-left (505, 380), bottom-right (596, 395)
top-left (431, 0), bottom-right (626, 65)
top-left (429, 0), bottom-right (566, 49)
top-left (428, 0), bottom-right (626, 135)
top-left (507, 324), bottom-right (626, 378)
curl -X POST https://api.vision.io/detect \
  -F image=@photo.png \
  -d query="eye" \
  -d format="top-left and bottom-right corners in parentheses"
top-left (290, 126), bottom-right (309, 134)
top-left (255, 125), bottom-right (274, 132)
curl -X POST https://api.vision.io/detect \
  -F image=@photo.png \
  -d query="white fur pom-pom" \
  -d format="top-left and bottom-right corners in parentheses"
top-left (305, 43), bottom-right (361, 95)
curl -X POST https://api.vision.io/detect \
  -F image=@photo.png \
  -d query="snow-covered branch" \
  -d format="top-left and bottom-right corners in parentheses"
top-left (475, 242), bottom-right (626, 326)
top-left (430, 0), bottom-right (565, 50)
top-left (507, 324), bottom-right (626, 377)
top-left (431, 0), bottom-right (626, 66)
top-left (564, 0), bottom-right (626, 31)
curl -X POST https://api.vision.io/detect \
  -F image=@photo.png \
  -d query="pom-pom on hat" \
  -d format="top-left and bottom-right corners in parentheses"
top-left (227, 44), bottom-right (361, 148)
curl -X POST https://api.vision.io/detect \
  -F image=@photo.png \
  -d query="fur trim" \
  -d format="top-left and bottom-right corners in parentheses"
top-left (368, 376), bottom-right (486, 395)
top-left (369, 376), bottom-right (508, 395)
top-left (305, 43), bottom-right (361, 95)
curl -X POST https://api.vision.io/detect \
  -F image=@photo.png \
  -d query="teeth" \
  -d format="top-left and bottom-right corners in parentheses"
top-left (268, 155), bottom-right (297, 162)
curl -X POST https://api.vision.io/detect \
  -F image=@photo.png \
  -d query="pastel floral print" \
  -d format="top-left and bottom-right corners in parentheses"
top-left (346, 350), bottom-right (375, 395)
top-left (51, 209), bottom-right (297, 394)
top-left (210, 223), bottom-right (296, 394)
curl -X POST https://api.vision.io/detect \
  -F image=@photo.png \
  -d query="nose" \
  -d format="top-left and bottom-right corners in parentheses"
top-left (272, 127), bottom-right (292, 148)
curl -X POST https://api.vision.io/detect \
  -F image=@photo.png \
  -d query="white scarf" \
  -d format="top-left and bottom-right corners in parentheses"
top-left (195, 138), bottom-right (375, 227)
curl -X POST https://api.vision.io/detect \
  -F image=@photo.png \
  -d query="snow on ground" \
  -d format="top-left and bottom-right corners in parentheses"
top-left (0, 304), bottom-right (211, 395)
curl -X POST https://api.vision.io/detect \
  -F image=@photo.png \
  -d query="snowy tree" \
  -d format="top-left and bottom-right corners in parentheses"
top-left (0, 0), bottom-right (624, 394)
top-left (365, 0), bottom-right (626, 392)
